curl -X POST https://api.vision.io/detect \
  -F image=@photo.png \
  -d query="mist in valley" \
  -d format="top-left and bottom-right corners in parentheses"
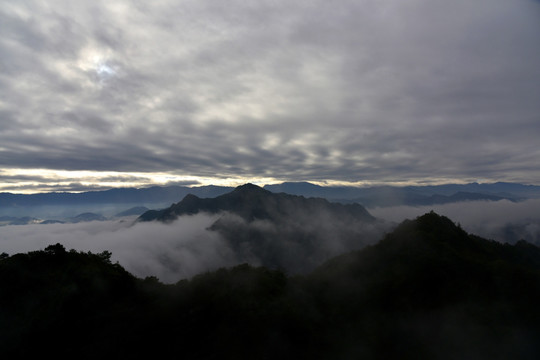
top-left (0, 199), bottom-right (389, 282)
top-left (2, 198), bottom-right (540, 283)
top-left (0, 214), bottom-right (238, 283)
top-left (370, 199), bottom-right (540, 245)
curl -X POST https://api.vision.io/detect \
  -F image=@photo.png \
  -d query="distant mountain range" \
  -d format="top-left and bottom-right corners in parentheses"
top-left (2, 182), bottom-right (538, 215)
top-left (2, 212), bottom-right (540, 358)
top-left (0, 206), bottom-right (150, 226)
top-left (0, 216), bottom-right (42, 226)
top-left (0, 185), bottom-right (232, 208)
top-left (264, 181), bottom-right (540, 206)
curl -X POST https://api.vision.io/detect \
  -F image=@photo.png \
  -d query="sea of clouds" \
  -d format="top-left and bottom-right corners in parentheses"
top-left (2, 199), bottom-right (540, 283)
top-left (0, 214), bottom-right (238, 283)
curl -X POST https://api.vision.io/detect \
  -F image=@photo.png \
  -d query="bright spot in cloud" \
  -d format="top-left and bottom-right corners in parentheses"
top-left (96, 62), bottom-right (115, 77)
top-left (0, 168), bottom-right (287, 193)
top-left (77, 47), bottom-right (118, 83)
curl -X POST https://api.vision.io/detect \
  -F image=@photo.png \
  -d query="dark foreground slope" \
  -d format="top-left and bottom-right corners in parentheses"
top-left (140, 183), bottom-right (383, 273)
top-left (0, 245), bottom-right (143, 358)
top-left (310, 212), bottom-right (540, 359)
top-left (2, 213), bottom-right (540, 359)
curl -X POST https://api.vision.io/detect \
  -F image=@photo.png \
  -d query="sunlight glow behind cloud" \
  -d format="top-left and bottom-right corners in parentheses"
top-left (0, 168), bottom-right (482, 194)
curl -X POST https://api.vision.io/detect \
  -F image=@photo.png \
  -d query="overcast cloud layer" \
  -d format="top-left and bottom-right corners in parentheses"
top-left (1, 0), bottom-right (540, 192)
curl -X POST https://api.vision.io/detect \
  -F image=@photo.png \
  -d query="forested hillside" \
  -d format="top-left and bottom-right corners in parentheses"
top-left (1, 212), bottom-right (540, 359)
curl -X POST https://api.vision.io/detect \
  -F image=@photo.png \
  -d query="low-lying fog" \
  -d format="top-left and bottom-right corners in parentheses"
top-left (0, 214), bottom-right (238, 283)
top-left (369, 199), bottom-right (540, 245)
top-left (1, 199), bottom-right (539, 283)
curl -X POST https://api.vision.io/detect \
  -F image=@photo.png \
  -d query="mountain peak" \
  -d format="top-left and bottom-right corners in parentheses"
top-left (139, 182), bottom-right (375, 224)
top-left (182, 193), bottom-right (201, 201)
top-left (232, 183), bottom-right (270, 194)
top-left (413, 211), bottom-right (467, 237)
top-left (415, 211), bottom-right (460, 230)
top-left (384, 211), bottom-right (469, 250)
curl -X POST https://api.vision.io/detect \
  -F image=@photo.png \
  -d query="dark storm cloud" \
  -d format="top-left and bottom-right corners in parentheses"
top-left (1, 0), bottom-right (540, 187)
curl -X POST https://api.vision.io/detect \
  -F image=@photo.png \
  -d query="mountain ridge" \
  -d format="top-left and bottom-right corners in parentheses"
top-left (139, 183), bottom-right (382, 273)
top-left (0, 185), bottom-right (234, 208)
top-left (2, 181), bottom-right (539, 213)
top-left (139, 183), bottom-right (375, 223)
top-left (2, 212), bottom-right (540, 358)
top-left (264, 182), bottom-right (538, 206)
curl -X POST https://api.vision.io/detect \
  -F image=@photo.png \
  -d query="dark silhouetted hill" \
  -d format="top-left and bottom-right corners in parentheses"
top-left (3, 213), bottom-right (540, 358)
top-left (2, 213), bottom-right (540, 359)
top-left (139, 184), bottom-right (382, 273)
top-left (307, 212), bottom-right (540, 359)
top-left (0, 244), bottom-right (141, 358)
top-left (139, 183), bottom-right (375, 223)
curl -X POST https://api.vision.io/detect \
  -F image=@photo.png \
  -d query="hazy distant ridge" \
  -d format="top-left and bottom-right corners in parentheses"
top-left (2, 182), bottom-right (539, 210)
top-left (0, 185), bottom-right (232, 207)
top-left (264, 181), bottom-right (540, 206)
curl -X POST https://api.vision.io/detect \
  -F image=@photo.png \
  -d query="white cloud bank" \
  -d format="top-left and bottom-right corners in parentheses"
top-left (370, 199), bottom-right (540, 244)
top-left (2, 199), bottom-right (540, 283)
top-left (0, 214), bottom-right (238, 283)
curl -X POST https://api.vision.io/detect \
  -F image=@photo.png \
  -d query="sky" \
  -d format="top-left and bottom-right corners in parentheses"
top-left (1, 0), bottom-right (540, 193)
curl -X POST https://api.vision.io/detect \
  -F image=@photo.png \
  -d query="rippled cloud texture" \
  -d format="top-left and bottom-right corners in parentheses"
top-left (1, 0), bottom-right (540, 190)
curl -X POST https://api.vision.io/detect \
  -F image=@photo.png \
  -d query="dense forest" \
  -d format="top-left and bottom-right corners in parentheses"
top-left (2, 212), bottom-right (540, 359)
